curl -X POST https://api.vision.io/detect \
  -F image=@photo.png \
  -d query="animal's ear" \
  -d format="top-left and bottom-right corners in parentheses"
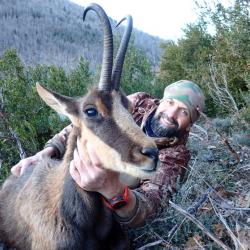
top-left (36, 82), bottom-right (80, 125)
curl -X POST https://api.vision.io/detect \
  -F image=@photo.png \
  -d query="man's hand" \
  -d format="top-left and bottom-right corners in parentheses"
top-left (69, 139), bottom-right (125, 198)
top-left (11, 147), bottom-right (56, 177)
top-left (70, 139), bottom-right (138, 218)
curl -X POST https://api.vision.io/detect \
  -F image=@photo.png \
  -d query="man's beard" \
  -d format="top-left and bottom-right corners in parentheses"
top-left (150, 112), bottom-right (180, 138)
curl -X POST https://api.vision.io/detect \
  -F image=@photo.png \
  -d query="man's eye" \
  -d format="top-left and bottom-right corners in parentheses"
top-left (166, 99), bottom-right (173, 105)
top-left (85, 108), bottom-right (98, 117)
top-left (181, 109), bottom-right (189, 116)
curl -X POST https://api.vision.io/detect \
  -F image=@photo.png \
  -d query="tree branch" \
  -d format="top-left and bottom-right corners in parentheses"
top-left (0, 88), bottom-right (27, 159)
top-left (169, 201), bottom-right (231, 250)
top-left (209, 197), bottom-right (245, 250)
top-left (9, 127), bottom-right (27, 159)
top-left (166, 187), bottom-right (214, 241)
top-left (136, 240), bottom-right (164, 250)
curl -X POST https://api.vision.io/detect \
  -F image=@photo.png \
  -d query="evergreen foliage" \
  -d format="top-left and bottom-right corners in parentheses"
top-left (121, 41), bottom-right (155, 95)
top-left (158, 0), bottom-right (250, 117)
top-left (0, 41), bottom-right (155, 181)
top-left (0, 49), bottom-right (94, 181)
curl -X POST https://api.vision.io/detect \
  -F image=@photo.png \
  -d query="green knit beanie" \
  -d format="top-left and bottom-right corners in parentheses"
top-left (163, 80), bottom-right (205, 123)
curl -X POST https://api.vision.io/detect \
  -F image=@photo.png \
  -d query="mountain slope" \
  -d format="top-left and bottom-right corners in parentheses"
top-left (0, 0), bottom-right (162, 71)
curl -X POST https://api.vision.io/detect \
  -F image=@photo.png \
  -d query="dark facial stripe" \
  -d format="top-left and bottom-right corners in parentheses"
top-left (84, 91), bottom-right (142, 163)
top-left (120, 91), bottom-right (130, 110)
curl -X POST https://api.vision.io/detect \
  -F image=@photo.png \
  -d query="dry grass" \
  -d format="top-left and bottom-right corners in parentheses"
top-left (129, 117), bottom-right (250, 249)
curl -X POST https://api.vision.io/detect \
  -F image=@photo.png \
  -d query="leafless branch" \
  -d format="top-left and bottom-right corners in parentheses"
top-left (214, 200), bottom-right (250, 210)
top-left (193, 236), bottom-right (206, 250)
top-left (193, 124), bottom-right (208, 137)
top-left (208, 62), bottom-right (238, 113)
top-left (0, 136), bottom-right (15, 141)
top-left (136, 240), bottom-right (164, 250)
top-left (166, 187), bottom-right (214, 242)
top-left (189, 132), bottom-right (204, 141)
top-left (169, 201), bottom-right (231, 250)
top-left (209, 197), bottom-right (245, 250)
top-left (0, 88), bottom-right (4, 111)
top-left (215, 129), bottom-right (240, 164)
top-left (9, 127), bottom-right (27, 159)
top-left (200, 112), bottom-right (240, 164)
top-left (0, 88), bottom-right (27, 159)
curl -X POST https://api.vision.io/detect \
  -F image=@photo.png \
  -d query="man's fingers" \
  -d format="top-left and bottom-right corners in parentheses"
top-left (69, 160), bottom-right (82, 186)
top-left (11, 157), bottom-right (36, 177)
top-left (86, 142), bottom-right (103, 169)
top-left (70, 160), bottom-right (93, 190)
top-left (76, 138), bottom-right (91, 164)
top-left (20, 164), bottom-right (34, 176)
top-left (73, 149), bottom-right (83, 174)
top-left (11, 165), bottom-right (21, 177)
top-left (73, 149), bottom-right (91, 176)
top-left (73, 149), bottom-right (80, 164)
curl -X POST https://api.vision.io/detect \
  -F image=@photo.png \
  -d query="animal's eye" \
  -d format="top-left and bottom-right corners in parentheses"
top-left (85, 108), bottom-right (98, 117)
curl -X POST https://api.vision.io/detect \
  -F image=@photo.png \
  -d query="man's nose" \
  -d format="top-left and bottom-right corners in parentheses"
top-left (166, 107), bottom-right (178, 120)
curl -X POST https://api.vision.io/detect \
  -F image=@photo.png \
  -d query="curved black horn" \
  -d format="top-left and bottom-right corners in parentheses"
top-left (83, 4), bottom-right (113, 91)
top-left (111, 15), bottom-right (133, 90)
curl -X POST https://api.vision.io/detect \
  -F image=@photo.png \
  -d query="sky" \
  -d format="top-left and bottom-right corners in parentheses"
top-left (70, 0), bottom-right (199, 40)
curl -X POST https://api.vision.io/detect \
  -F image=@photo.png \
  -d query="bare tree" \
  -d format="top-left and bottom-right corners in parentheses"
top-left (208, 61), bottom-right (239, 113)
top-left (0, 88), bottom-right (27, 159)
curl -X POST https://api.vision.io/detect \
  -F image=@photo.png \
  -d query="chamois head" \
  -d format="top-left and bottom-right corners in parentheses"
top-left (36, 4), bottom-right (158, 179)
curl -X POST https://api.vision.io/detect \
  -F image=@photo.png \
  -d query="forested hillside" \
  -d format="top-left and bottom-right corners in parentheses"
top-left (0, 0), bottom-right (162, 71)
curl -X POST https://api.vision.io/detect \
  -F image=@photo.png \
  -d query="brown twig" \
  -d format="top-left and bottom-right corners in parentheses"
top-left (0, 136), bottom-right (15, 141)
top-left (189, 132), bottom-right (204, 141)
top-left (136, 239), bottom-right (164, 250)
top-left (167, 187), bottom-right (214, 241)
top-left (169, 201), bottom-right (231, 250)
top-left (200, 112), bottom-right (240, 164)
top-left (9, 127), bottom-right (27, 159)
top-left (215, 129), bottom-right (240, 164)
top-left (0, 88), bottom-right (27, 159)
top-left (163, 156), bottom-right (217, 243)
top-left (208, 62), bottom-right (238, 113)
top-left (209, 197), bottom-right (245, 250)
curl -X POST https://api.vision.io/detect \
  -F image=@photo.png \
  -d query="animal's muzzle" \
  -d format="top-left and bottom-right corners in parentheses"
top-left (141, 147), bottom-right (159, 170)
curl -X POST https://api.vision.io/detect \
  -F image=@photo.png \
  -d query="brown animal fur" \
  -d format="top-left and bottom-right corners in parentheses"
top-left (0, 86), bottom-right (158, 250)
top-left (0, 5), bottom-right (158, 248)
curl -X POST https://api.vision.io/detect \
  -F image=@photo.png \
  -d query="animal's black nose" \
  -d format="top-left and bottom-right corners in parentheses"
top-left (141, 147), bottom-right (159, 162)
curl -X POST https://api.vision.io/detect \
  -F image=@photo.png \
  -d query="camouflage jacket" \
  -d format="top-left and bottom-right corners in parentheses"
top-left (115, 92), bottom-right (191, 226)
top-left (45, 92), bottom-right (191, 227)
